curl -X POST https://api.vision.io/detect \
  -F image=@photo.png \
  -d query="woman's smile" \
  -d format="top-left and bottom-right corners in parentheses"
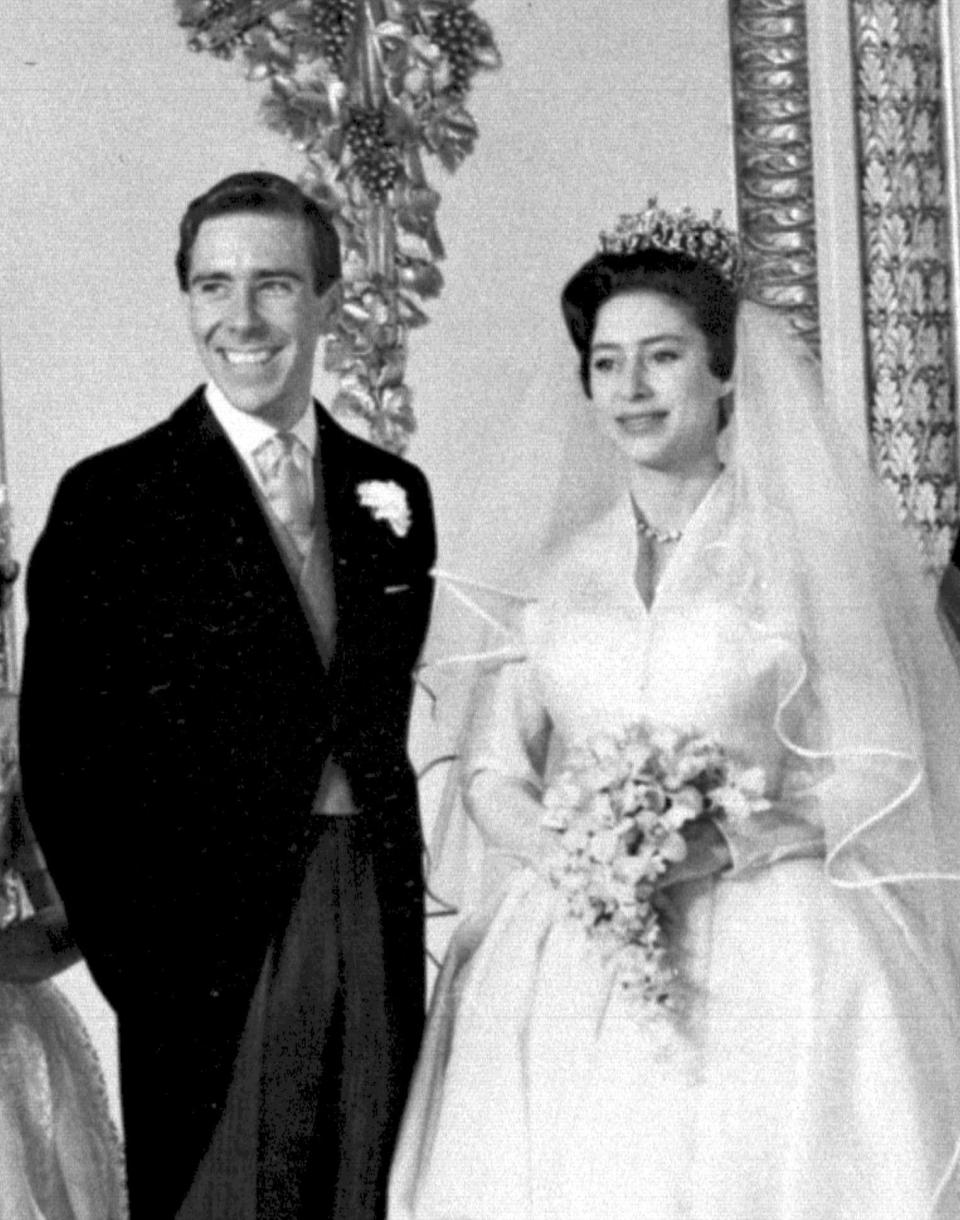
top-left (615, 409), bottom-right (668, 435)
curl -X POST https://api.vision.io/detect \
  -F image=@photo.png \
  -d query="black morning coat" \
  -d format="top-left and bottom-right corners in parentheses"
top-left (18, 389), bottom-right (436, 1217)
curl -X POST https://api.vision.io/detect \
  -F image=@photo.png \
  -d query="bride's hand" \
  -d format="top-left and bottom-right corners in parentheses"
top-left (658, 819), bottom-right (732, 889)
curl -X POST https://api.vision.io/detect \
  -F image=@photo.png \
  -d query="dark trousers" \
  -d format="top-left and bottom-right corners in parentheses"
top-left (178, 818), bottom-right (415, 1219)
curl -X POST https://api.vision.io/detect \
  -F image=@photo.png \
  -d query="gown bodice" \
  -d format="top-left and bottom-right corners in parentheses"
top-left (466, 477), bottom-right (808, 827)
top-left (527, 595), bottom-right (795, 801)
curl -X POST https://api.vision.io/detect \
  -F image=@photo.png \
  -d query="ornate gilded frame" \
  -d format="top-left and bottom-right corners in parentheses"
top-left (730, 0), bottom-right (959, 567)
top-left (730, 0), bottom-right (821, 350)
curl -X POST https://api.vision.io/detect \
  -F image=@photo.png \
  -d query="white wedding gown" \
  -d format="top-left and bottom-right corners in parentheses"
top-left (390, 483), bottom-right (960, 1219)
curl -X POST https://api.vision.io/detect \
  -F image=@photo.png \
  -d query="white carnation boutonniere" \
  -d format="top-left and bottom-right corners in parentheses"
top-left (356, 480), bottom-right (412, 538)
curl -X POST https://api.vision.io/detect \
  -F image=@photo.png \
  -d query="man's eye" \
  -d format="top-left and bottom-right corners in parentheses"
top-left (651, 349), bottom-right (680, 364)
top-left (194, 281), bottom-right (227, 297)
top-left (591, 357), bottom-right (616, 373)
top-left (259, 280), bottom-right (294, 296)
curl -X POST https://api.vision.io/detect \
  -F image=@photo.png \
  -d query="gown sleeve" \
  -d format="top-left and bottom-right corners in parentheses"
top-left (459, 611), bottom-right (552, 859)
top-left (718, 806), bottom-right (826, 878)
top-left (718, 647), bottom-right (826, 878)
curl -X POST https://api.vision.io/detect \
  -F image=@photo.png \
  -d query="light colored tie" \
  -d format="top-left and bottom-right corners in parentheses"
top-left (252, 432), bottom-right (314, 559)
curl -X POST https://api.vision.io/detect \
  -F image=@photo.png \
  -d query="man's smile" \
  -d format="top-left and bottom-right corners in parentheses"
top-left (218, 346), bottom-right (281, 366)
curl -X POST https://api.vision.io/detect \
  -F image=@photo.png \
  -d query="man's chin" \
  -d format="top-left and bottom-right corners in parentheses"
top-left (210, 379), bottom-right (278, 418)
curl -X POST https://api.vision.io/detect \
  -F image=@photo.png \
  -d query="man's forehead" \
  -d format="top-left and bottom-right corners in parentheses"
top-left (190, 211), bottom-right (311, 272)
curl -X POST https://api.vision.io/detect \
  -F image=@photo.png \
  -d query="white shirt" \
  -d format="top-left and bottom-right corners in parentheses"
top-left (204, 382), bottom-right (317, 502)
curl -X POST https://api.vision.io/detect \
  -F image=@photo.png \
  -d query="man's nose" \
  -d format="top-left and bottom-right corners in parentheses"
top-left (226, 285), bottom-right (263, 333)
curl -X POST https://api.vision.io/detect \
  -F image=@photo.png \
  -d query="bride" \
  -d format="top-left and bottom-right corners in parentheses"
top-left (390, 203), bottom-right (960, 1218)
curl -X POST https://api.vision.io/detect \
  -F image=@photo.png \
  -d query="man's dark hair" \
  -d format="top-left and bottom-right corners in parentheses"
top-left (176, 171), bottom-right (341, 294)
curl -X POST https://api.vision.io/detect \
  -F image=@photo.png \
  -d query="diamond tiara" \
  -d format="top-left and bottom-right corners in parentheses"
top-left (598, 199), bottom-right (745, 290)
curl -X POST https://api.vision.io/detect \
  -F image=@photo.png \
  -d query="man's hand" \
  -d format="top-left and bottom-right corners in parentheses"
top-left (0, 905), bottom-right (81, 984)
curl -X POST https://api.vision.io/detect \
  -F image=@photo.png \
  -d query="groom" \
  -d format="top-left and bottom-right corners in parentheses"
top-left (19, 172), bottom-right (435, 1218)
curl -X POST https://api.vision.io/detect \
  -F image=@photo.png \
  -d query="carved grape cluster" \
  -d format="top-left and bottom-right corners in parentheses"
top-left (185, 0), bottom-right (270, 57)
top-left (309, 0), bottom-right (358, 76)
top-left (428, 2), bottom-right (489, 98)
top-left (345, 109), bottom-right (404, 200)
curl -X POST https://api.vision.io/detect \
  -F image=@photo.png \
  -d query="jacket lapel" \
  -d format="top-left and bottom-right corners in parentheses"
top-left (166, 391), bottom-right (328, 680)
top-left (315, 405), bottom-right (426, 684)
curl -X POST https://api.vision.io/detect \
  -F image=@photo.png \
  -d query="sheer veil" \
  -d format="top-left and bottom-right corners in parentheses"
top-left (418, 300), bottom-right (960, 976)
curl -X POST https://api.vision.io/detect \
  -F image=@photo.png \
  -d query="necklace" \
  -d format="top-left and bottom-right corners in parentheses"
top-left (631, 499), bottom-right (683, 545)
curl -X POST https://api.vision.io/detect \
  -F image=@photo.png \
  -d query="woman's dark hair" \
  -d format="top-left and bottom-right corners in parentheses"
top-left (560, 248), bottom-right (739, 395)
top-left (176, 171), bottom-right (341, 295)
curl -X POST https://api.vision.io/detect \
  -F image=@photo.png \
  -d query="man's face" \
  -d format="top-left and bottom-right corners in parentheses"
top-left (187, 211), bottom-right (335, 429)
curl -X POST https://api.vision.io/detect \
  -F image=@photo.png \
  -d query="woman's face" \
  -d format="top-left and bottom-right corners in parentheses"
top-left (588, 290), bottom-right (731, 473)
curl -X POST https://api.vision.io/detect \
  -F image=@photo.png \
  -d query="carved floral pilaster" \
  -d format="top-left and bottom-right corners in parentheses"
top-left (729, 0), bottom-right (821, 351)
top-left (850, 0), bottom-right (958, 567)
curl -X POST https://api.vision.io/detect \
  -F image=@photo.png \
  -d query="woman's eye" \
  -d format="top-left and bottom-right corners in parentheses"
top-left (591, 357), bottom-right (616, 373)
top-left (651, 349), bottom-right (680, 364)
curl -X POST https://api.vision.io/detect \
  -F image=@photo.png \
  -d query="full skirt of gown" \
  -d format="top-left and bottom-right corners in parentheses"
top-left (390, 856), bottom-right (960, 1219)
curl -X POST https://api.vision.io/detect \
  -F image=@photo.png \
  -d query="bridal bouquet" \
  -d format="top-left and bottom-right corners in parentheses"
top-left (541, 723), bottom-right (769, 1014)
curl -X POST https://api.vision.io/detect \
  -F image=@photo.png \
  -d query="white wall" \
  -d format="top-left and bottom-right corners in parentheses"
top-left (0, 0), bottom-right (736, 1131)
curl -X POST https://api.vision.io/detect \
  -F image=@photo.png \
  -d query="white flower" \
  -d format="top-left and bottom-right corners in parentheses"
top-left (588, 829), bottom-right (621, 865)
top-left (586, 792), bottom-right (617, 827)
top-left (659, 830), bottom-right (688, 863)
top-left (711, 785), bottom-right (752, 821)
top-left (731, 765), bottom-right (767, 797)
top-left (649, 725), bottom-right (683, 754)
top-left (356, 480), bottom-right (412, 537)
top-left (561, 825), bottom-right (591, 855)
top-left (666, 785), bottom-right (705, 825)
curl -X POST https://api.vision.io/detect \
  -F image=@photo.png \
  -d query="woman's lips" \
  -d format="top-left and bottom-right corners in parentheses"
top-left (616, 411), bottom-right (668, 434)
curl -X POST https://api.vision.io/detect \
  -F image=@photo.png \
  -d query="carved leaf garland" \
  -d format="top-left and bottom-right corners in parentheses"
top-left (176, 0), bottom-right (500, 452)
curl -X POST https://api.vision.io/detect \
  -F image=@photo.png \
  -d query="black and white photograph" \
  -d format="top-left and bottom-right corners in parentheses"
top-left (2, 2), bottom-right (960, 1217)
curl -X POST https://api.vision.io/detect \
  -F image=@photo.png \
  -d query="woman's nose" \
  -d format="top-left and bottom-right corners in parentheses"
top-left (627, 356), bottom-right (651, 397)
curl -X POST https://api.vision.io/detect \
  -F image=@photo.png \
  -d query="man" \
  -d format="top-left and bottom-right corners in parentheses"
top-left (19, 172), bottom-right (435, 1218)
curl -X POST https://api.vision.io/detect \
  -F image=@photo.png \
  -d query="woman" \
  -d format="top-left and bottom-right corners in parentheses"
top-left (0, 692), bottom-right (127, 1219)
top-left (390, 204), bottom-right (960, 1218)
